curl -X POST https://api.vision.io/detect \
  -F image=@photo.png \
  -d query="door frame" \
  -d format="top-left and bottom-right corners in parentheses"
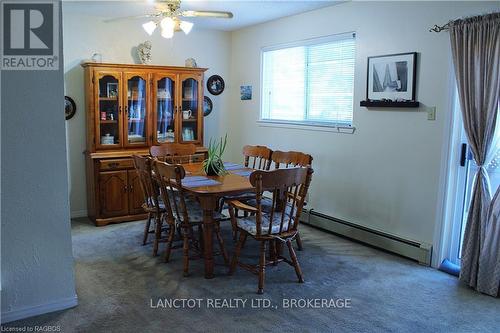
top-left (433, 71), bottom-right (467, 268)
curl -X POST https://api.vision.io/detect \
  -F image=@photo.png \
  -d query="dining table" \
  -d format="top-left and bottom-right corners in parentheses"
top-left (181, 162), bottom-right (255, 279)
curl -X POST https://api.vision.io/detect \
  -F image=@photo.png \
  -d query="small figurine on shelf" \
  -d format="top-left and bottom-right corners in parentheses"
top-left (137, 41), bottom-right (152, 64)
top-left (185, 58), bottom-right (198, 68)
top-left (91, 53), bottom-right (102, 63)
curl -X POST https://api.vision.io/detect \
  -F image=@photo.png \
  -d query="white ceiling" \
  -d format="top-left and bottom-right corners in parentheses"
top-left (63, 0), bottom-right (342, 31)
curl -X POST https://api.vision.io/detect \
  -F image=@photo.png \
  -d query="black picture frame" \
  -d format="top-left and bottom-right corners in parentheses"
top-left (207, 75), bottom-right (225, 95)
top-left (65, 96), bottom-right (76, 120)
top-left (366, 52), bottom-right (417, 101)
top-left (203, 96), bottom-right (213, 117)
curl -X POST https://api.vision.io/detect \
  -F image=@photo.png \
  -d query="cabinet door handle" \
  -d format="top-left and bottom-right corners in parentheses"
top-left (108, 162), bottom-right (119, 169)
top-left (123, 185), bottom-right (128, 193)
top-left (119, 106), bottom-right (122, 114)
top-left (129, 185), bottom-right (134, 192)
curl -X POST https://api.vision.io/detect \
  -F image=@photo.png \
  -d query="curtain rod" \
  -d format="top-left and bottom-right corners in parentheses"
top-left (429, 22), bottom-right (450, 33)
top-left (430, 12), bottom-right (500, 33)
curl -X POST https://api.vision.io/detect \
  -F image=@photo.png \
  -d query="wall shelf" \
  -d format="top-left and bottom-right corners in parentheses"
top-left (360, 100), bottom-right (420, 108)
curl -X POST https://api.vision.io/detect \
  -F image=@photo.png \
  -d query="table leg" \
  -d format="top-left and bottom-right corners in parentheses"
top-left (199, 196), bottom-right (217, 279)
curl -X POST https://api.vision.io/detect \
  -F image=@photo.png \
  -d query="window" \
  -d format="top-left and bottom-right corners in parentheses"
top-left (261, 33), bottom-right (356, 126)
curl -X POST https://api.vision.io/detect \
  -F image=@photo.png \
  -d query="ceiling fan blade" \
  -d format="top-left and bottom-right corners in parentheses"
top-left (181, 10), bottom-right (233, 19)
top-left (103, 14), bottom-right (157, 23)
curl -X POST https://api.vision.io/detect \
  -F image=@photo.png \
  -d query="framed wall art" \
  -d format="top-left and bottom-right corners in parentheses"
top-left (366, 52), bottom-right (417, 102)
top-left (240, 86), bottom-right (252, 100)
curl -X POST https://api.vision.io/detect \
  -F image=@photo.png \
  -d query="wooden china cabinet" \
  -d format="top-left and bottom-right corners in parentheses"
top-left (82, 62), bottom-right (207, 226)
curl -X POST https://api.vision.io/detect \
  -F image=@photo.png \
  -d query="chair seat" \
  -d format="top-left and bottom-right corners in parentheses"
top-left (223, 192), bottom-right (256, 200)
top-left (236, 213), bottom-right (295, 236)
top-left (144, 194), bottom-right (224, 222)
top-left (142, 198), bottom-right (167, 212)
top-left (176, 197), bottom-right (225, 223)
top-left (245, 197), bottom-right (294, 215)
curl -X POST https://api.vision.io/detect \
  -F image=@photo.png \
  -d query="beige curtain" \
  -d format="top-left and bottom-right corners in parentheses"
top-left (449, 12), bottom-right (500, 296)
top-left (477, 186), bottom-right (500, 296)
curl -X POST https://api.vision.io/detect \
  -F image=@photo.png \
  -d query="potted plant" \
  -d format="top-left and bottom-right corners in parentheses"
top-left (203, 134), bottom-right (228, 176)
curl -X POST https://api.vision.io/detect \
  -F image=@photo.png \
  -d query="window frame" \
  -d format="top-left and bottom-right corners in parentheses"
top-left (259, 32), bottom-right (356, 129)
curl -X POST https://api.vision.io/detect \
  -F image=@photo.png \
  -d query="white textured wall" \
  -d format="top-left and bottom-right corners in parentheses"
top-left (62, 8), bottom-right (232, 216)
top-left (1, 3), bottom-right (76, 322)
top-left (227, 1), bottom-right (500, 246)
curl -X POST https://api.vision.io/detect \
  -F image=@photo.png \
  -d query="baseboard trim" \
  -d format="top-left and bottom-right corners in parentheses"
top-left (70, 210), bottom-right (87, 218)
top-left (301, 209), bottom-right (432, 265)
top-left (1, 295), bottom-right (78, 324)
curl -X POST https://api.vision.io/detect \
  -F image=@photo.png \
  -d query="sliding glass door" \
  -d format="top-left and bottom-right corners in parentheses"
top-left (447, 93), bottom-right (500, 265)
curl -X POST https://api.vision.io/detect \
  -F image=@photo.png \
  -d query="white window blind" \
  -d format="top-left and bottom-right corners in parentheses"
top-left (261, 33), bottom-right (355, 126)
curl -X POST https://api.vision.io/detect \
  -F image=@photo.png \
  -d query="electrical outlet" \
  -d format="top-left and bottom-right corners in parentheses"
top-left (427, 107), bottom-right (436, 121)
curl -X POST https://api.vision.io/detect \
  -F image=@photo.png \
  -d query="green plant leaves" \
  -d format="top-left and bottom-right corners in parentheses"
top-left (203, 134), bottom-right (228, 176)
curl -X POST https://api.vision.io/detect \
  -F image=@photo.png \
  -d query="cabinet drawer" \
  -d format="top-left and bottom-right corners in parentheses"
top-left (100, 159), bottom-right (133, 171)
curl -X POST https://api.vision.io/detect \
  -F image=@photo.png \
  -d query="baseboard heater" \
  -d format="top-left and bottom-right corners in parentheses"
top-left (300, 209), bottom-right (432, 266)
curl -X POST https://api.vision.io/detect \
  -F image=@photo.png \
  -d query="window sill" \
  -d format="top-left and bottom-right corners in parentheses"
top-left (257, 120), bottom-right (356, 134)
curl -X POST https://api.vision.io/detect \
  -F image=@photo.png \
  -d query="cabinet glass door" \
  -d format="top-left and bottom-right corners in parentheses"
top-left (97, 73), bottom-right (121, 148)
top-left (125, 74), bottom-right (148, 146)
top-left (155, 75), bottom-right (176, 144)
top-left (180, 76), bottom-right (200, 143)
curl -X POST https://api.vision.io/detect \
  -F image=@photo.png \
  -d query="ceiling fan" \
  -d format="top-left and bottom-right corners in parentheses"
top-left (105, 0), bottom-right (234, 39)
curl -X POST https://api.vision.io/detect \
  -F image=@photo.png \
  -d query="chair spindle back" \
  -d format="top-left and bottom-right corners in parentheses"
top-left (132, 155), bottom-right (161, 213)
top-left (250, 167), bottom-right (313, 237)
top-left (152, 160), bottom-right (189, 225)
top-left (271, 150), bottom-right (313, 169)
top-left (242, 145), bottom-right (273, 170)
top-left (150, 143), bottom-right (198, 164)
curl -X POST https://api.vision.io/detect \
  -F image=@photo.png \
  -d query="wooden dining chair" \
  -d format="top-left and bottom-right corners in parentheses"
top-left (240, 149), bottom-right (313, 250)
top-left (271, 150), bottom-right (313, 251)
top-left (228, 167), bottom-right (313, 294)
top-left (150, 143), bottom-right (200, 164)
top-left (218, 145), bottom-right (273, 227)
top-left (132, 155), bottom-right (167, 256)
top-left (271, 150), bottom-right (313, 169)
top-left (153, 160), bottom-right (229, 276)
top-left (242, 145), bottom-right (273, 170)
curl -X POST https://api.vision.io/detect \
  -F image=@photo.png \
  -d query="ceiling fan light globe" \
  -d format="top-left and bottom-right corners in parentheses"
top-left (180, 21), bottom-right (193, 35)
top-left (160, 17), bottom-right (175, 30)
top-left (161, 26), bottom-right (174, 39)
top-left (142, 21), bottom-right (157, 36)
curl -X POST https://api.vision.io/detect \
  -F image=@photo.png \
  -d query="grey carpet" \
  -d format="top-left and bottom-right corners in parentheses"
top-left (3, 218), bottom-right (500, 333)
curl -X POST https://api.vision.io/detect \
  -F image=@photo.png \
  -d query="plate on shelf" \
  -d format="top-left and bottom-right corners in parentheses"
top-left (128, 134), bottom-right (145, 143)
top-left (203, 96), bottom-right (213, 117)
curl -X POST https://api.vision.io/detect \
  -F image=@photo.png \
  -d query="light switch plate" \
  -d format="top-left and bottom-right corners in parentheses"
top-left (427, 107), bottom-right (436, 121)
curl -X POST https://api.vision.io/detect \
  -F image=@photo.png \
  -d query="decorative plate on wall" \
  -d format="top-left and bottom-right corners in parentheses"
top-left (203, 96), bottom-right (213, 116)
top-left (65, 96), bottom-right (76, 120)
top-left (207, 75), bottom-right (225, 95)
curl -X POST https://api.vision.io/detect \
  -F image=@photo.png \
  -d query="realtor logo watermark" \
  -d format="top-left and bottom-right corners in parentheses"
top-left (1, 0), bottom-right (59, 70)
